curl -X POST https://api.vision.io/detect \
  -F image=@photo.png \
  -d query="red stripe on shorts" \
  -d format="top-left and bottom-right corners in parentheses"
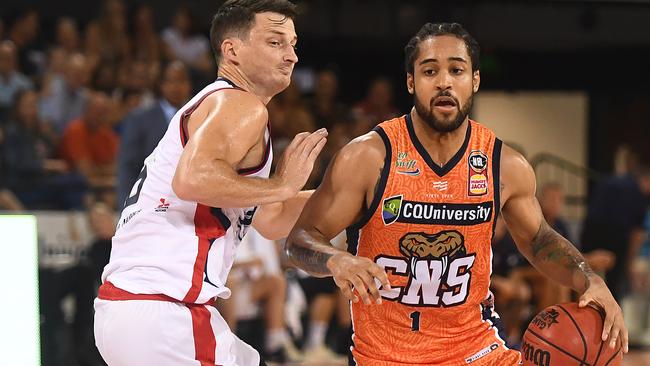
top-left (188, 304), bottom-right (217, 366)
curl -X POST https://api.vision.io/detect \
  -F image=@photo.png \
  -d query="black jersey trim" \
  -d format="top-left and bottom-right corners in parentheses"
top-left (237, 122), bottom-right (272, 175)
top-left (346, 126), bottom-right (392, 254)
top-left (491, 138), bottom-right (503, 236)
top-left (404, 113), bottom-right (471, 177)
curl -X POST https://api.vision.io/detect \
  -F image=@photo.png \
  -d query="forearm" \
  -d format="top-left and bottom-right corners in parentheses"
top-left (285, 227), bottom-right (347, 277)
top-left (173, 160), bottom-right (293, 208)
top-left (526, 221), bottom-right (598, 294)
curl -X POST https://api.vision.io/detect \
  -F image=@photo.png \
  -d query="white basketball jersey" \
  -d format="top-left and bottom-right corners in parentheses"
top-left (102, 78), bottom-right (273, 304)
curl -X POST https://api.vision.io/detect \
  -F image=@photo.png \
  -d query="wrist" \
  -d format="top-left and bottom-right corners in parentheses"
top-left (270, 176), bottom-right (297, 201)
top-left (326, 251), bottom-right (349, 273)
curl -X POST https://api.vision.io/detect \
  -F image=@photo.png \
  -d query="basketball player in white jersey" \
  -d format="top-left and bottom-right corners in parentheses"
top-left (94, 1), bottom-right (325, 365)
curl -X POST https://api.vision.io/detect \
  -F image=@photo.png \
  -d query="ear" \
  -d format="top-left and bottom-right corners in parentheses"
top-left (220, 38), bottom-right (239, 65)
top-left (472, 70), bottom-right (480, 93)
top-left (406, 73), bottom-right (415, 95)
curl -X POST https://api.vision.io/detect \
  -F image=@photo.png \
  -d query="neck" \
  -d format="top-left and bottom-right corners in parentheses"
top-left (218, 65), bottom-right (273, 105)
top-left (409, 108), bottom-right (469, 166)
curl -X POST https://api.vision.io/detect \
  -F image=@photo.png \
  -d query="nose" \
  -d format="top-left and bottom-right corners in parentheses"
top-left (285, 45), bottom-right (298, 64)
top-left (436, 70), bottom-right (452, 91)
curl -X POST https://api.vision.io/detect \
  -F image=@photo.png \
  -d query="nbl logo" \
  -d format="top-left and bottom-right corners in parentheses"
top-left (522, 341), bottom-right (551, 366)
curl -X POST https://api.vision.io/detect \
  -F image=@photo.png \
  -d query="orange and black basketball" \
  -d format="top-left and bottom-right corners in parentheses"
top-left (522, 302), bottom-right (622, 366)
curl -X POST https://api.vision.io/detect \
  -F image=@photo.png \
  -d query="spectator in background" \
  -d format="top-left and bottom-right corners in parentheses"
top-left (117, 61), bottom-right (191, 205)
top-left (352, 76), bottom-right (399, 127)
top-left (582, 166), bottom-right (650, 300)
top-left (84, 0), bottom-right (130, 69)
top-left (130, 4), bottom-right (162, 66)
top-left (87, 202), bottom-right (116, 285)
top-left (59, 91), bottom-right (119, 196)
top-left (55, 17), bottom-right (81, 56)
top-left (40, 53), bottom-right (89, 135)
top-left (308, 69), bottom-right (348, 130)
top-left (6, 8), bottom-right (42, 77)
top-left (2, 90), bottom-right (86, 210)
top-left (162, 5), bottom-right (213, 78)
top-left (0, 40), bottom-right (32, 121)
top-left (0, 126), bottom-right (25, 211)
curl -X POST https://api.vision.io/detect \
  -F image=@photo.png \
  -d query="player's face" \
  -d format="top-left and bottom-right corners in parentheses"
top-left (407, 35), bottom-right (480, 133)
top-left (238, 12), bottom-right (298, 97)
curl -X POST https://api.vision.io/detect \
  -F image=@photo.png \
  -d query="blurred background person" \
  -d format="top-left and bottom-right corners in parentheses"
top-left (117, 61), bottom-right (191, 206)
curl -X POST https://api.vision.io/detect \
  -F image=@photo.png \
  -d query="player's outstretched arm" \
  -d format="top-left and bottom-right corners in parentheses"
top-left (172, 89), bottom-right (327, 208)
top-left (285, 132), bottom-right (391, 305)
top-left (252, 190), bottom-right (314, 240)
top-left (500, 144), bottom-right (628, 353)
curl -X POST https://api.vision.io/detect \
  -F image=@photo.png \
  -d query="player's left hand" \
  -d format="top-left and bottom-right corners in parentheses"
top-left (578, 275), bottom-right (628, 353)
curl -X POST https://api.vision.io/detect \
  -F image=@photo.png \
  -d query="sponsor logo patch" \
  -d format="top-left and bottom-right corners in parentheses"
top-left (155, 198), bottom-right (170, 212)
top-left (468, 151), bottom-right (489, 196)
top-left (395, 152), bottom-right (420, 176)
top-left (381, 196), bottom-right (493, 226)
top-left (465, 343), bottom-right (499, 364)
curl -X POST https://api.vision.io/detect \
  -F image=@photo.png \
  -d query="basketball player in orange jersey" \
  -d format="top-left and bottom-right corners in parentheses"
top-left (285, 23), bottom-right (628, 365)
top-left (94, 1), bottom-right (327, 365)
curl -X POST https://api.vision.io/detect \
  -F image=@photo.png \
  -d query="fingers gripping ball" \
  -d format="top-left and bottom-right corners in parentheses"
top-left (522, 302), bottom-right (622, 366)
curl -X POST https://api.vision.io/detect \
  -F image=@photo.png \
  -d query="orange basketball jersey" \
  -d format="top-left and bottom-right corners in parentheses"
top-left (348, 115), bottom-right (521, 365)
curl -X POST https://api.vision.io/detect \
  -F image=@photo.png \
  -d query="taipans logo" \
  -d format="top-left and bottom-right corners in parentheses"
top-left (531, 308), bottom-right (560, 330)
top-left (468, 150), bottom-right (488, 196)
top-left (382, 195), bottom-right (403, 225)
top-left (375, 230), bottom-right (476, 306)
top-left (395, 152), bottom-right (420, 176)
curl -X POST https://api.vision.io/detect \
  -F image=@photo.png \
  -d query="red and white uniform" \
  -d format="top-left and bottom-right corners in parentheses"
top-left (94, 78), bottom-right (271, 366)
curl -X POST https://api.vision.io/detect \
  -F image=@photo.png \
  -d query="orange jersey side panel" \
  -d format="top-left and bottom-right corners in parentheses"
top-left (348, 115), bottom-right (521, 365)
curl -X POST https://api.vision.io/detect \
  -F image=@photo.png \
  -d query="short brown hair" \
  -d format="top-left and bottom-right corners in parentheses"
top-left (210, 0), bottom-right (298, 65)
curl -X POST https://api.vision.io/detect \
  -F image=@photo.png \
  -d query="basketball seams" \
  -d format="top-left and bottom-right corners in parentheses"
top-left (527, 329), bottom-right (587, 365)
top-left (603, 347), bottom-right (621, 366)
top-left (558, 304), bottom-right (589, 364)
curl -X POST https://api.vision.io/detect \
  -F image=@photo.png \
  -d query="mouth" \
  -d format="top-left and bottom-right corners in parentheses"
top-left (432, 96), bottom-right (458, 114)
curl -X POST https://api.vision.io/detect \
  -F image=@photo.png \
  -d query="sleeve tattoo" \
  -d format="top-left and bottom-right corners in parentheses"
top-left (530, 220), bottom-right (596, 292)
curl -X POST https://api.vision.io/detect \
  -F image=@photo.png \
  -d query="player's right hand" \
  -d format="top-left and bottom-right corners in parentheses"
top-left (326, 252), bottom-right (391, 305)
top-left (274, 128), bottom-right (328, 195)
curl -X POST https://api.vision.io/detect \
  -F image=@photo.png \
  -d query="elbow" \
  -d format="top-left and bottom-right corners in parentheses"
top-left (172, 172), bottom-right (200, 202)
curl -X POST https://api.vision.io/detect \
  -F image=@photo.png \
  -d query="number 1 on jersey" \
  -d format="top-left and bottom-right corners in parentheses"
top-left (410, 311), bottom-right (420, 331)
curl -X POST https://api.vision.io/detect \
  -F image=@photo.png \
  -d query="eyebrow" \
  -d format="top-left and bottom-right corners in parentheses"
top-left (268, 29), bottom-right (298, 43)
top-left (419, 57), bottom-right (468, 65)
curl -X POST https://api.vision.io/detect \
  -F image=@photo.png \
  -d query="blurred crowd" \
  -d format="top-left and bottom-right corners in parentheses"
top-left (0, 2), bottom-right (649, 366)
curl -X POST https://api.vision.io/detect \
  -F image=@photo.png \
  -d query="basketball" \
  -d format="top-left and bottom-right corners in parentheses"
top-left (522, 302), bottom-right (622, 366)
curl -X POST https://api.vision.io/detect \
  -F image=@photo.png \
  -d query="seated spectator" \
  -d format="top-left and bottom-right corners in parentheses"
top-left (54, 17), bottom-right (81, 56)
top-left (308, 69), bottom-right (349, 130)
top-left (2, 90), bottom-right (86, 209)
top-left (59, 91), bottom-right (119, 198)
top-left (86, 202), bottom-right (116, 285)
top-left (218, 229), bottom-right (301, 363)
top-left (352, 76), bottom-right (399, 127)
top-left (0, 126), bottom-right (25, 211)
top-left (40, 53), bottom-right (89, 135)
top-left (0, 40), bottom-right (33, 122)
top-left (84, 0), bottom-right (130, 68)
top-left (6, 7), bottom-right (42, 77)
top-left (129, 4), bottom-right (161, 66)
top-left (117, 61), bottom-right (191, 205)
top-left (161, 5), bottom-right (213, 78)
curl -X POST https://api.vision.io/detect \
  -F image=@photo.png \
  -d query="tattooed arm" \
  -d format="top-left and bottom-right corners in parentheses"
top-left (500, 144), bottom-right (628, 352)
top-left (285, 132), bottom-right (391, 304)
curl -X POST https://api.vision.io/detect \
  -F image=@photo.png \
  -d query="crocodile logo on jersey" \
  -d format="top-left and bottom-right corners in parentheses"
top-left (382, 195), bottom-right (403, 225)
top-left (375, 230), bottom-right (476, 306)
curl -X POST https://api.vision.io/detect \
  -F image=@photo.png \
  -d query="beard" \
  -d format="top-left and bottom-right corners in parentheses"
top-left (414, 90), bottom-right (474, 133)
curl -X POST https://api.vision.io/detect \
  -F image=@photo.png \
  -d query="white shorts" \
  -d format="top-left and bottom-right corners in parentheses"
top-left (94, 298), bottom-right (260, 366)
